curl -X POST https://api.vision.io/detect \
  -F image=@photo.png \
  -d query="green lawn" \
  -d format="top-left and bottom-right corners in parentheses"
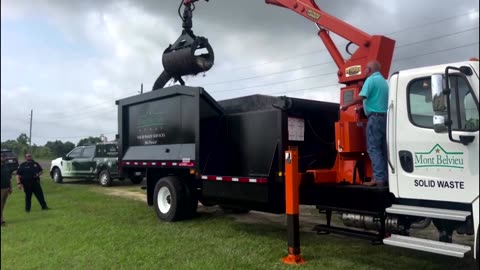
top-left (1, 177), bottom-right (476, 270)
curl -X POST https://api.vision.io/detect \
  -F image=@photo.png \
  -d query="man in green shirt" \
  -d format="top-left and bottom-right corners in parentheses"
top-left (341, 60), bottom-right (389, 186)
top-left (1, 155), bottom-right (13, 226)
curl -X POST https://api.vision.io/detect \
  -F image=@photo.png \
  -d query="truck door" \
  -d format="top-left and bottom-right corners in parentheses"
top-left (62, 147), bottom-right (83, 178)
top-left (76, 146), bottom-right (96, 177)
top-left (95, 144), bottom-right (119, 178)
top-left (393, 66), bottom-right (479, 203)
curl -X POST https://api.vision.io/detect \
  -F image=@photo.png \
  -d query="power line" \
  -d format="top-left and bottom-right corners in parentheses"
top-left (25, 12), bottom-right (480, 133)
top-left (210, 71), bottom-right (336, 94)
top-left (29, 30), bottom-right (479, 124)
top-left (394, 42), bottom-right (479, 62)
top-left (34, 13), bottom-right (479, 118)
top-left (37, 91), bottom-right (137, 117)
top-left (51, 107), bottom-right (116, 120)
top-left (261, 43), bottom-right (480, 96)
top-left (36, 110), bottom-right (117, 123)
top-left (33, 33), bottom-right (478, 123)
top-left (200, 10), bottom-right (479, 75)
top-left (202, 28), bottom-right (479, 90)
top-left (33, 41), bottom-right (478, 140)
top-left (209, 28), bottom-right (479, 95)
top-left (272, 83), bottom-right (340, 95)
top-left (35, 132), bottom-right (117, 140)
top-left (395, 27), bottom-right (479, 48)
top-left (387, 10), bottom-right (479, 36)
top-left (203, 60), bottom-right (336, 87)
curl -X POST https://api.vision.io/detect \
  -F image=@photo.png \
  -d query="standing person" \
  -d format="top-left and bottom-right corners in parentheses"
top-left (16, 153), bottom-right (49, 211)
top-left (1, 155), bottom-right (13, 226)
top-left (340, 60), bottom-right (389, 186)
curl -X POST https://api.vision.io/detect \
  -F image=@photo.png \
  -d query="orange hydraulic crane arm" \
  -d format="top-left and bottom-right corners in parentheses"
top-left (266, 0), bottom-right (395, 85)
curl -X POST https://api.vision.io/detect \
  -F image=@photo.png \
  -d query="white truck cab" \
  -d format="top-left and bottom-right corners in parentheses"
top-left (385, 60), bottom-right (479, 259)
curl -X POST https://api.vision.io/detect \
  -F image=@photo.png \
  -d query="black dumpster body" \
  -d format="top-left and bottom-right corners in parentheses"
top-left (116, 85), bottom-right (391, 214)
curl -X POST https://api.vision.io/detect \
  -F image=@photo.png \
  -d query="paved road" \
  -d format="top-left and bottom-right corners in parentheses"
top-left (37, 160), bottom-right (51, 171)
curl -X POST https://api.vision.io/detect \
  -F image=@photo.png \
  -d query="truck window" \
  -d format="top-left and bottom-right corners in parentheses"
top-left (464, 92), bottom-right (479, 130)
top-left (68, 148), bottom-right (83, 158)
top-left (81, 146), bottom-right (95, 158)
top-left (449, 76), bottom-right (479, 131)
top-left (96, 144), bottom-right (118, 158)
top-left (407, 75), bottom-right (479, 131)
top-left (408, 78), bottom-right (435, 128)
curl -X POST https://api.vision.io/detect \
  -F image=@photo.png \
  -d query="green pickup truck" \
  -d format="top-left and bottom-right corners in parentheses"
top-left (49, 142), bottom-right (142, 187)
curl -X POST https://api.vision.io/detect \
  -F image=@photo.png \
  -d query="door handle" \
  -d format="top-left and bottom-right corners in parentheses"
top-left (386, 102), bottom-right (395, 173)
top-left (398, 150), bottom-right (414, 173)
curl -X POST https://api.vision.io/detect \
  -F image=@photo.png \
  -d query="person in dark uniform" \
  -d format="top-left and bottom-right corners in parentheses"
top-left (16, 153), bottom-right (49, 212)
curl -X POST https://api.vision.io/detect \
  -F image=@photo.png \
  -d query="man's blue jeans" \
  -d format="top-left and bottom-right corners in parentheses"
top-left (366, 114), bottom-right (388, 183)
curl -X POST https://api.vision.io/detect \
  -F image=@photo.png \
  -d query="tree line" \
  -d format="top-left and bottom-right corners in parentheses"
top-left (1, 133), bottom-right (105, 160)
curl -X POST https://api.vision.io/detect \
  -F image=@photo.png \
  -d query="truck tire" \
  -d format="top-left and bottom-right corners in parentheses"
top-left (52, 168), bottom-right (63, 183)
top-left (130, 176), bottom-right (143, 185)
top-left (98, 170), bottom-right (113, 187)
top-left (153, 176), bottom-right (188, 222)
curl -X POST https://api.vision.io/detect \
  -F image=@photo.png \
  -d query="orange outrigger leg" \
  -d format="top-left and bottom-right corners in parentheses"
top-left (282, 147), bottom-right (305, 265)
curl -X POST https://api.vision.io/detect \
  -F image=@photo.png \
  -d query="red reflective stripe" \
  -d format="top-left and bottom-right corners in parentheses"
top-left (178, 162), bottom-right (194, 167)
top-left (257, 178), bottom-right (268, 184)
top-left (121, 161), bottom-right (195, 167)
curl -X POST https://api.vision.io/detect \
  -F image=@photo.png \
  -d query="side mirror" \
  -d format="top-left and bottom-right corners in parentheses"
top-left (431, 74), bottom-right (448, 133)
top-left (431, 74), bottom-right (446, 112)
top-left (433, 115), bottom-right (448, 133)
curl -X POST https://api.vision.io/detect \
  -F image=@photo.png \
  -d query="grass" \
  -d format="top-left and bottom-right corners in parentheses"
top-left (1, 176), bottom-right (477, 270)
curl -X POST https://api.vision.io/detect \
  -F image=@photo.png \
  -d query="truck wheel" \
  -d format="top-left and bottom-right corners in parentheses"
top-left (130, 176), bottom-right (143, 185)
top-left (153, 176), bottom-right (187, 222)
top-left (98, 170), bottom-right (113, 187)
top-left (52, 168), bottom-right (63, 183)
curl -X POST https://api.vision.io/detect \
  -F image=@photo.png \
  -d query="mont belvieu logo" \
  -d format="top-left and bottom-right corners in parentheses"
top-left (414, 144), bottom-right (464, 169)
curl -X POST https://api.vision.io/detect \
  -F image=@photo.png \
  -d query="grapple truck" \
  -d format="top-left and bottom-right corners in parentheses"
top-left (116, 0), bottom-right (479, 264)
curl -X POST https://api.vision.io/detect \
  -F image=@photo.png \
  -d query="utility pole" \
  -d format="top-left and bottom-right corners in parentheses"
top-left (140, 83), bottom-right (144, 94)
top-left (29, 109), bottom-right (33, 150)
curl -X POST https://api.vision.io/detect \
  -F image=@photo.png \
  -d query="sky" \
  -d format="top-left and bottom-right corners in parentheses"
top-left (1, 0), bottom-right (479, 146)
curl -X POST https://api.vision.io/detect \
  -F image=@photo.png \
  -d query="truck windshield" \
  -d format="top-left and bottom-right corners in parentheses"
top-left (96, 144), bottom-right (118, 158)
top-left (1, 151), bottom-right (16, 158)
